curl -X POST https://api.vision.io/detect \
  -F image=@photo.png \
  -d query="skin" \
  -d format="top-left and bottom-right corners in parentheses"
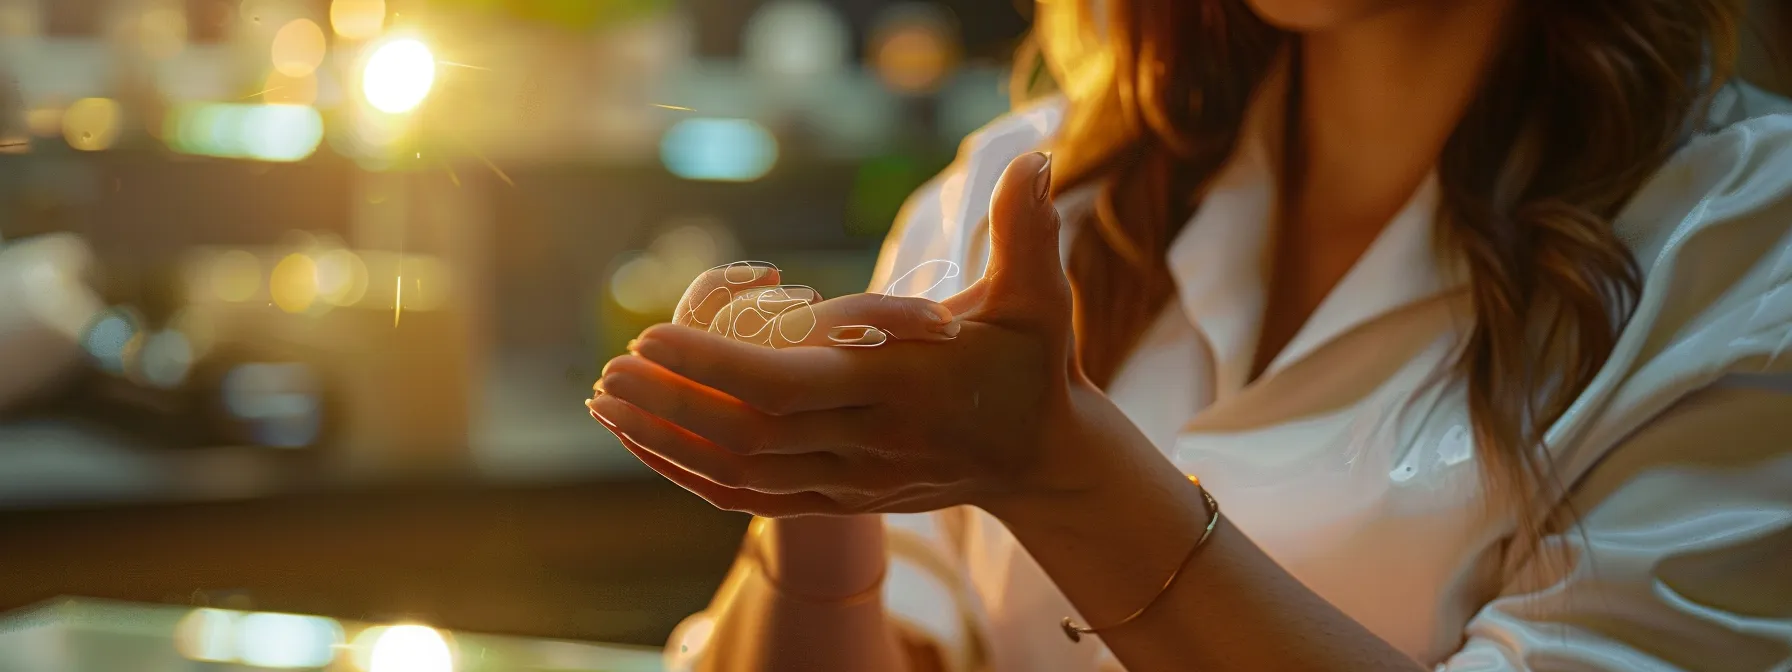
top-left (591, 0), bottom-right (1518, 669)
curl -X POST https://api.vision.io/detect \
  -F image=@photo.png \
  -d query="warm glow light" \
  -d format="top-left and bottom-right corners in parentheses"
top-left (330, 0), bottom-right (385, 40)
top-left (62, 98), bottom-right (122, 151)
top-left (211, 250), bottom-right (262, 302)
top-left (362, 38), bottom-right (436, 114)
top-left (368, 624), bottom-right (453, 672)
top-left (271, 19), bottom-right (327, 77)
top-left (870, 5), bottom-right (958, 96)
top-left (270, 253), bottom-right (319, 313)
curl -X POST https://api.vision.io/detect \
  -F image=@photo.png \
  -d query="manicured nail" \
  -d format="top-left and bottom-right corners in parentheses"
top-left (938, 320), bottom-right (961, 338)
top-left (828, 325), bottom-right (888, 347)
top-left (924, 303), bottom-right (952, 324)
top-left (723, 261), bottom-right (778, 284)
top-left (1033, 151), bottom-right (1053, 201)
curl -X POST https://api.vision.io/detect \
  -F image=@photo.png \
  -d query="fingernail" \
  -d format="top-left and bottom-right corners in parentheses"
top-left (625, 339), bottom-right (640, 354)
top-left (1032, 151), bottom-right (1053, 201)
top-left (924, 303), bottom-right (951, 324)
top-left (723, 261), bottom-right (778, 283)
top-left (828, 325), bottom-right (888, 347)
top-left (938, 320), bottom-right (961, 338)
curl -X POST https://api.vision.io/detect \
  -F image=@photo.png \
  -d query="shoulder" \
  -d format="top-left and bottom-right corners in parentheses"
top-left (1551, 97), bottom-right (1792, 481)
top-left (871, 96), bottom-right (1069, 298)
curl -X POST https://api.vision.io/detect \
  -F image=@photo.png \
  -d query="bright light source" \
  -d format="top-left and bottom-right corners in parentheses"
top-left (362, 39), bottom-right (436, 114)
top-left (368, 624), bottom-right (453, 672)
top-left (660, 118), bottom-right (778, 182)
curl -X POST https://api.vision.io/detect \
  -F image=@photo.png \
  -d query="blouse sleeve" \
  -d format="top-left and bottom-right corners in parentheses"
top-left (1438, 378), bottom-right (1792, 671)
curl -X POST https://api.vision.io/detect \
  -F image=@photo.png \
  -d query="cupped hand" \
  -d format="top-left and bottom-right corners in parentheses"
top-left (590, 152), bottom-right (1107, 517)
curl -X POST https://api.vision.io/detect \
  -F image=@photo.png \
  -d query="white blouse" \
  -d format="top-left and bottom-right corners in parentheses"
top-left (667, 78), bottom-right (1792, 671)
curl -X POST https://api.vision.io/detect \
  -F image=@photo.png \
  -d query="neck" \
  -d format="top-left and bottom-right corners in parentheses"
top-left (1290, 0), bottom-right (1516, 224)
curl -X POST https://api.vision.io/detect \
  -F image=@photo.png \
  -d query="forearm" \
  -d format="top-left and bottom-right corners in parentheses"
top-left (693, 516), bottom-right (910, 672)
top-left (988, 396), bottom-right (1424, 671)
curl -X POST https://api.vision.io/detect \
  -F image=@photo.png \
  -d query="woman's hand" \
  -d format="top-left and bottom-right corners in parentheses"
top-left (590, 152), bottom-right (1110, 516)
top-left (668, 261), bottom-right (960, 348)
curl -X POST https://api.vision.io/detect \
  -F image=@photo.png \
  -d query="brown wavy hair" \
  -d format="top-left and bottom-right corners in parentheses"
top-left (1032, 1), bottom-right (1737, 547)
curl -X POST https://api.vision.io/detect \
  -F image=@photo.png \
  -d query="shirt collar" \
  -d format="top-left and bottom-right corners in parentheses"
top-left (1168, 58), bottom-right (1465, 399)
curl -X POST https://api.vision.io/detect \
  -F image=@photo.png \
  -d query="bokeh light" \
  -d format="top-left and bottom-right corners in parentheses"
top-left (660, 118), bottom-right (778, 182)
top-left (609, 254), bottom-right (669, 316)
top-left (270, 19), bottom-right (327, 77)
top-left (175, 608), bottom-right (238, 663)
top-left (362, 38), bottom-right (436, 114)
top-left (236, 612), bottom-right (343, 669)
top-left (317, 249), bottom-right (370, 306)
top-left (742, 0), bottom-right (849, 80)
top-left (210, 250), bottom-right (262, 302)
top-left (137, 330), bottom-right (195, 388)
top-left (870, 6), bottom-right (959, 95)
top-left (166, 103), bottom-right (325, 162)
top-left (270, 253), bottom-right (319, 313)
top-left (262, 70), bottom-right (318, 106)
top-left (81, 309), bottom-right (139, 374)
top-left (367, 624), bottom-right (453, 672)
top-left (330, 0), bottom-right (386, 40)
top-left (61, 98), bottom-right (122, 151)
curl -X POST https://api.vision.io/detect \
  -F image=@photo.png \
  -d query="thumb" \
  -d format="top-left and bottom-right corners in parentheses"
top-left (982, 151), bottom-right (1068, 310)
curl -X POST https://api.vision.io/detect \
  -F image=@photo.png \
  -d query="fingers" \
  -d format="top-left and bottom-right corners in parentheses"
top-left (599, 354), bottom-right (865, 455)
top-left (674, 261), bottom-right (786, 328)
top-left (792, 293), bottom-right (959, 345)
top-left (589, 393), bottom-right (843, 496)
top-left (981, 151), bottom-right (1070, 318)
top-left (630, 324), bottom-right (882, 414)
top-left (597, 412), bottom-right (838, 516)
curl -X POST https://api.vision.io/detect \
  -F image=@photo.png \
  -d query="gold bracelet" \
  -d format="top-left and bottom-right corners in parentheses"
top-left (744, 518), bottom-right (888, 608)
top-left (1060, 482), bottom-right (1221, 643)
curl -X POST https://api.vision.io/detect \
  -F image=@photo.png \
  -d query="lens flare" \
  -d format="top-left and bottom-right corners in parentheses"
top-left (362, 38), bottom-right (436, 114)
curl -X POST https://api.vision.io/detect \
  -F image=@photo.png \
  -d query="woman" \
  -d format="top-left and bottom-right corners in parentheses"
top-left (589, 0), bottom-right (1792, 669)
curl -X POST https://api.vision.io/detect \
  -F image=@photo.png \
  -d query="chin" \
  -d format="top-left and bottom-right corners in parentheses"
top-left (1243, 0), bottom-right (1412, 32)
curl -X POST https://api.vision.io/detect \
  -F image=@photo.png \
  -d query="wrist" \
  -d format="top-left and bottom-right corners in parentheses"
top-left (984, 385), bottom-right (1205, 539)
top-left (756, 515), bottom-right (887, 597)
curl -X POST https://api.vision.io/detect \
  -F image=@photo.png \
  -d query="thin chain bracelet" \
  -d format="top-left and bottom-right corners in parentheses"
top-left (1060, 482), bottom-right (1221, 643)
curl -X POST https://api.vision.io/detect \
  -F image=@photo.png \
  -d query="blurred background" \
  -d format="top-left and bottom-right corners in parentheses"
top-left (0, 0), bottom-right (1783, 670)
